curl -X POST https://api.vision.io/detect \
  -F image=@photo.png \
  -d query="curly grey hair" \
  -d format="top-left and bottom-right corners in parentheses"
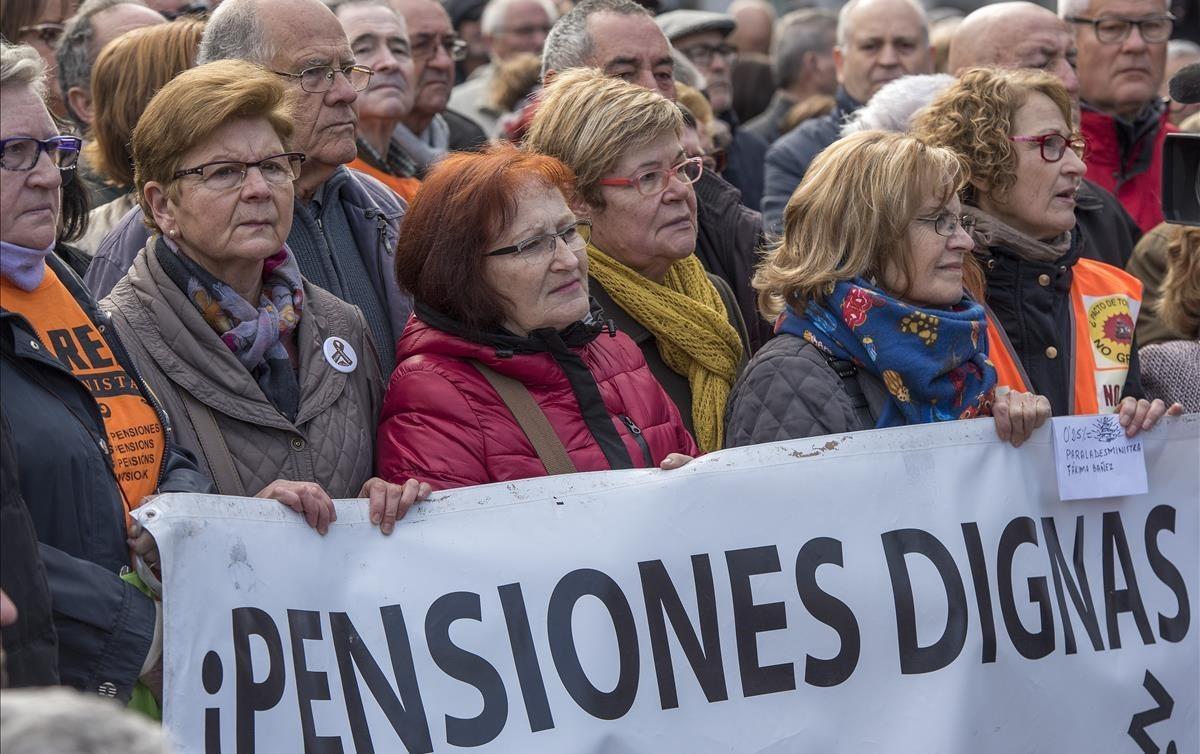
top-left (0, 41), bottom-right (47, 97)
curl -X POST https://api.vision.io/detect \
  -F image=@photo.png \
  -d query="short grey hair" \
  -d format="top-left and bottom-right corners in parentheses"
top-left (541, 0), bottom-right (651, 80)
top-left (197, 0), bottom-right (276, 66)
top-left (481, 0), bottom-right (557, 37)
top-left (840, 72), bottom-right (954, 136)
top-left (836, 0), bottom-right (928, 48)
top-left (775, 9), bottom-right (836, 91)
top-left (0, 41), bottom-right (47, 98)
top-left (0, 688), bottom-right (170, 754)
top-left (55, 0), bottom-right (142, 121)
top-left (1058, 0), bottom-right (1169, 17)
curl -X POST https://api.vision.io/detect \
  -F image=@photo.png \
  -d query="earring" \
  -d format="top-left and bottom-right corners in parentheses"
top-left (168, 228), bottom-right (178, 238)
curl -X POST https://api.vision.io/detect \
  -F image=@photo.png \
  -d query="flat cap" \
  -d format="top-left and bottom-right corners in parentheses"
top-left (655, 10), bottom-right (736, 42)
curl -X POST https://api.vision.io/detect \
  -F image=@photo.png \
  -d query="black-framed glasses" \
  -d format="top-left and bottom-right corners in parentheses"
top-left (272, 64), bottom-right (373, 93)
top-left (1064, 14), bottom-right (1174, 44)
top-left (486, 220), bottom-right (592, 263)
top-left (678, 42), bottom-right (738, 68)
top-left (1010, 133), bottom-right (1086, 162)
top-left (17, 23), bottom-right (65, 46)
top-left (916, 211), bottom-right (975, 238)
top-left (0, 136), bottom-right (82, 171)
top-left (409, 34), bottom-right (468, 62)
top-left (597, 157), bottom-right (704, 196)
top-left (173, 152), bottom-right (306, 192)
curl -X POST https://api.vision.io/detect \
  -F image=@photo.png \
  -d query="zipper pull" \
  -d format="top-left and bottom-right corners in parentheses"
top-left (619, 414), bottom-right (642, 435)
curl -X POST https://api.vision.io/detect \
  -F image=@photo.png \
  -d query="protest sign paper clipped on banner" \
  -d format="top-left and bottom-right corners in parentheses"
top-left (1052, 413), bottom-right (1149, 501)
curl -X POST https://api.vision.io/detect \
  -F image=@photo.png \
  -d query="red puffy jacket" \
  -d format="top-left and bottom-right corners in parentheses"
top-left (376, 314), bottom-right (699, 490)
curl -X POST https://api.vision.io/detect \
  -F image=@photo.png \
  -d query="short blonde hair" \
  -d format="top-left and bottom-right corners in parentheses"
top-left (911, 67), bottom-right (1075, 205)
top-left (132, 60), bottom-right (294, 233)
top-left (524, 67), bottom-right (682, 208)
top-left (1159, 227), bottom-right (1200, 339)
top-left (754, 130), bottom-right (966, 319)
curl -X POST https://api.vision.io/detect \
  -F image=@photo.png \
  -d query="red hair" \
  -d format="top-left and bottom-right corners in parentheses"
top-left (396, 143), bottom-right (576, 332)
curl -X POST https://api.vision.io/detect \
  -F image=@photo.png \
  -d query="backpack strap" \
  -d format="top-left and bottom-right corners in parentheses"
top-left (177, 391), bottom-right (246, 496)
top-left (820, 352), bottom-right (877, 430)
top-left (470, 360), bottom-right (578, 476)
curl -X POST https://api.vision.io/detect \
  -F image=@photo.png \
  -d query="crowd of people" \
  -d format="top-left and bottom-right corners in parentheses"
top-left (0, 0), bottom-right (1197, 746)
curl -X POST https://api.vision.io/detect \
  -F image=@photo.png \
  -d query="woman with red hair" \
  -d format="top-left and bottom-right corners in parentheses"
top-left (376, 143), bottom-right (697, 490)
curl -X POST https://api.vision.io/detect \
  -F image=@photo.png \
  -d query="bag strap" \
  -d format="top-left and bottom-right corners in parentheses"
top-left (820, 353), bottom-right (876, 430)
top-left (470, 360), bottom-right (577, 476)
top-left (177, 390), bottom-right (246, 496)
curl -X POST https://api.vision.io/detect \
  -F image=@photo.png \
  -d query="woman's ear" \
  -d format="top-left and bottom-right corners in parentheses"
top-left (142, 182), bottom-right (175, 236)
top-left (568, 191), bottom-right (593, 218)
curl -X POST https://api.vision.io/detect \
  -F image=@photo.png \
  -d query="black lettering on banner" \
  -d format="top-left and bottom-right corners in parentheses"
top-left (286, 610), bottom-right (341, 754)
top-left (232, 607), bottom-right (286, 754)
top-left (881, 529), bottom-right (967, 675)
top-left (547, 568), bottom-right (640, 720)
top-left (425, 592), bottom-right (509, 747)
top-left (1143, 505), bottom-right (1190, 643)
top-left (72, 324), bottom-right (113, 367)
top-left (997, 517), bottom-right (1054, 660)
top-left (1040, 517), bottom-right (1105, 654)
top-left (46, 328), bottom-right (88, 370)
top-left (960, 523), bottom-right (997, 664)
top-left (329, 608), bottom-right (433, 754)
top-left (1102, 511), bottom-right (1155, 649)
top-left (725, 546), bottom-right (795, 696)
top-left (638, 556), bottom-right (728, 709)
top-left (77, 369), bottom-right (142, 398)
top-left (793, 538), bottom-right (860, 687)
top-left (497, 584), bottom-right (555, 733)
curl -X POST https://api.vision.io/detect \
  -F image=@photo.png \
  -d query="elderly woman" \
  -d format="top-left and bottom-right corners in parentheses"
top-left (0, 41), bottom-right (210, 703)
top-left (375, 143), bottom-right (697, 490)
top-left (76, 18), bottom-right (204, 254)
top-left (725, 130), bottom-right (1052, 447)
top-left (0, 0), bottom-right (73, 117)
top-left (100, 60), bottom-right (428, 534)
top-left (525, 68), bottom-right (750, 452)
top-left (913, 68), bottom-right (1182, 431)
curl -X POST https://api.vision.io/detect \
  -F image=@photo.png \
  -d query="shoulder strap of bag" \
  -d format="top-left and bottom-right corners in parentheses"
top-left (470, 360), bottom-right (578, 476)
top-left (177, 390), bottom-right (246, 496)
top-left (820, 353), bottom-right (876, 430)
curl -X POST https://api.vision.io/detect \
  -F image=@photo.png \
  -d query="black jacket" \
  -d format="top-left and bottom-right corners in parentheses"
top-left (719, 111), bottom-right (768, 213)
top-left (0, 255), bottom-right (213, 702)
top-left (981, 230), bottom-right (1145, 416)
top-left (1076, 179), bottom-right (1141, 269)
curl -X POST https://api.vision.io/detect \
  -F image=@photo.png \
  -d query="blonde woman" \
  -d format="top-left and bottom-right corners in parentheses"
top-left (524, 67), bottom-right (748, 452)
top-left (1140, 227), bottom-right (1200, 412)
top-left (725, 130), bottom-right (1051, 447)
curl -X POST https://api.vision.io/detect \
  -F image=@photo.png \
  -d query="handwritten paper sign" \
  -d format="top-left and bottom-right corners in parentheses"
top-left (1052, 414), bottom-right (1148, 501)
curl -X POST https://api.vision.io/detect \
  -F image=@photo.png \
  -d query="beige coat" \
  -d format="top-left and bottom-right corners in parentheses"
top-left (101, 241), bottom-right (382, 497)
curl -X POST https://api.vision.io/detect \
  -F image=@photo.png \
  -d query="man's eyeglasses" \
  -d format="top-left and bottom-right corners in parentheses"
top-left (598, 157), bottom-right (704, 196)
top-left (410, 35), bottom-right (468, 62)
top-left (677, 43), bottom-right (738, 68)
top-left (173, 152), bottom-right (306, 192)
top-left (486, 220), bottom-right (592, 263)
top-left (916, 211), bottom-right (976, 238)
top-left (1064, 14), bottom-right (1174, 44)
top-left (0, 136), bottom-right (82, 172)
top-left (17, 23), bottom-right (64, 47)
top-left (1009, 133), bottom-right (1086, 162)
top-left (272, 64), bottom-right (373, 93)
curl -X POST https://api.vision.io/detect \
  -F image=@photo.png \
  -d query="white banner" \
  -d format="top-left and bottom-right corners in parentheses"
top-left (141, 416), bottom-right (1200, 754)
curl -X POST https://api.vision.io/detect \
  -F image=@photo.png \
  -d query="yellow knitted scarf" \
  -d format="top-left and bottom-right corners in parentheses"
top-left (587, 244), bottom-right (743, 452)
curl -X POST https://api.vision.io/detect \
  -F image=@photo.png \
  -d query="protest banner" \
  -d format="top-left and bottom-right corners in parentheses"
top-left (140, 415), bottom-right (1200, 754)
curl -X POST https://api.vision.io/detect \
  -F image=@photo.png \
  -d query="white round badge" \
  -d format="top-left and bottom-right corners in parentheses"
top-left (323, 336), bottom-right (357, 373)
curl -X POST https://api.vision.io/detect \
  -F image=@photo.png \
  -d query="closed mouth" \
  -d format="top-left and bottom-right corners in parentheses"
top-left (551, 278), bottom-right (581, 294)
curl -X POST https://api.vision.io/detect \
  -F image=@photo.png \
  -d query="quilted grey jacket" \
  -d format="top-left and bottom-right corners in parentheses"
top-left (724, 333), bottom-right (889, 447)
top-left (101, 242), bottom-right (382, 497)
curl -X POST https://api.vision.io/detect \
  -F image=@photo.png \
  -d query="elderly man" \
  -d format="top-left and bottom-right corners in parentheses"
top-left (55, 0), bottom-right (164, 131)
top-left (1061, 0), bottom-right (1175, 232)
top-left (948, 1), bottom-right (1141, 269)
top-left (449, 0), bottom-right (556, 134)
top-left (744, 8), bottom-right (837, 145)
top-left (389, 0), bottom-right (487, 169)
top-left (728, 0), bottom-right (774, 56)
top-left (761, 0), bottom-right (933, 232)
top-left (84, 0), bottom-right (410, 372)
top-left (657, 10), bottom-right (768, 209)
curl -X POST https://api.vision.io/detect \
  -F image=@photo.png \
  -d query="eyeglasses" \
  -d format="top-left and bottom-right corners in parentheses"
top-left (915, 211), bottom-right (976, 238)
top-left (486, 220), bottom-right (592, 263)
top-left (173, 152), bottom-right (306, 192)
top-left (272, 64), bottom-right (373, 93)
top-left (677, 43), bottom-right (738, 68)
top-left (598, 157), bottom-right (704, 196)
top-left (161, 3), bottom-right (209, 21)
top-left (0, 136), bottom-right (82, 171)
top-left (17, 23), bottom-right (65, 46)
top-left (1064, 14), bottom-right (1174, 44)
top-left (1010, 133), bottom-right (1086, 162)
top-left (410, 35), bottom-right (468, 62)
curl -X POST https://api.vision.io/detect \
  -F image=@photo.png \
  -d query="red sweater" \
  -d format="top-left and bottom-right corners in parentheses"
top-left (1080, 105), bottom-right (1175, 234)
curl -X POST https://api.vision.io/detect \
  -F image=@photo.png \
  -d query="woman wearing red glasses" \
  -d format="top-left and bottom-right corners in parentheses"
top-left (914, 67), bottom-right (1181, 428)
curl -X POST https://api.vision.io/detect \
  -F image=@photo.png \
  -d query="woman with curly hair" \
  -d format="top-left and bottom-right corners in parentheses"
top-left (913, 67), bottom-right (1181, 431)
top-left (1139, 226), bottom-right (1200, 411)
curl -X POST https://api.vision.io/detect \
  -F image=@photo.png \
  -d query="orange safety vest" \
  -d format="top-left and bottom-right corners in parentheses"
top-left (986, 258), bottom-right (1143, 415)
top-left (347, 157), bottom-right (421, 204)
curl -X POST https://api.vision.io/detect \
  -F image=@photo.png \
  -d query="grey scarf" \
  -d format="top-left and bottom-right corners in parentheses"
top-left (391, 114), bottom-right (451, 173)
top-left (965, 206), bottom-right (1072, 264)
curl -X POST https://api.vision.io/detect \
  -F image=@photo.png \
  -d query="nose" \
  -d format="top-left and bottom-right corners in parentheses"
top-left (1052, 59), bottom-right (1080, 98)
top-left (549, 235), bottom-right (582, 271)
top-left (240, 165), bottom-right (274, 199)
top-left (326, 68), bottom-right (358, 106)
top-left (428, 42), bottom-right (453, 71)
top-left (27, 148), bottom-right (63, 191)
top-left (634, 68), bottom-right (658, 93)
top-left (877, 41), bottom-right (900, 66)
top-left (1121, 24), bottom-right (1149, 52)
top-left (1060, 146), bottom-right (1086, 176)
top-left (948, 222), bottom-right (974, 252)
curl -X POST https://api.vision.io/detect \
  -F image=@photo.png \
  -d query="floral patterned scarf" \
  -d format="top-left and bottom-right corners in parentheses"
top-left (777, 278), bottom-right (997, 428)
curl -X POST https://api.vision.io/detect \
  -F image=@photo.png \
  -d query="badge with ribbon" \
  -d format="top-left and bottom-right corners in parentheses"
top-left (322, 336), bottom-right (357, 373)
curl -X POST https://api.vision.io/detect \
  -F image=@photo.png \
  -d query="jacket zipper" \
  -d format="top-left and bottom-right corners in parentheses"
top-left (618, 414), bottom-right (654, 467)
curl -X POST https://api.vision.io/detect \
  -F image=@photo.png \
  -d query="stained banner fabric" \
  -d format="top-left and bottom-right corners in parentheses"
top-left (139, 415), bottom-right (1200, 754)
